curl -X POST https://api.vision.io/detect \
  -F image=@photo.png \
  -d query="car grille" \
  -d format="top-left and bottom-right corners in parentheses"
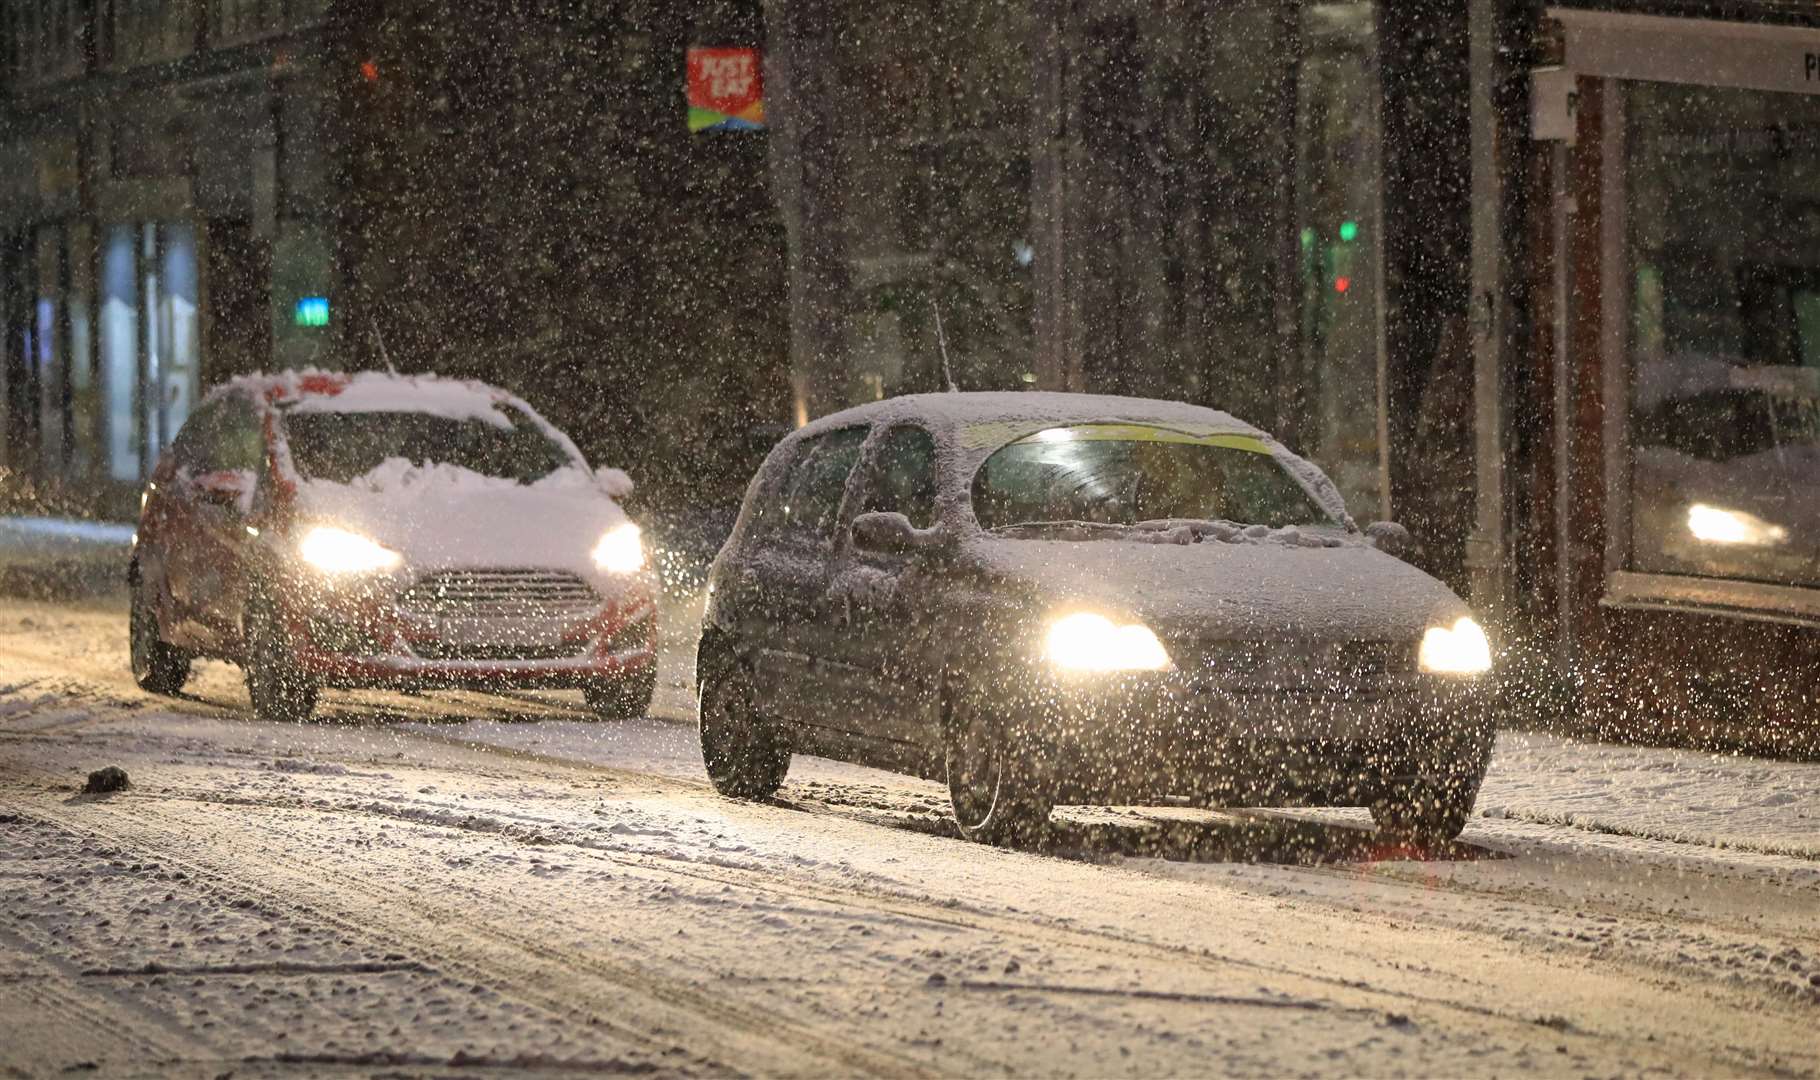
top-left (1181, 639), bottom-right (1414, 695)
top-left (397, 569), bottom-right (601, 620)
top-left (409, 639), bottom-right (589, 662)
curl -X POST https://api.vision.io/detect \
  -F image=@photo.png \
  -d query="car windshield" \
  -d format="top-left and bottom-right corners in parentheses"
top-left (283, 406), bottom-right (575, 484)
top-left (971, 424), bottom-right (1332, 533)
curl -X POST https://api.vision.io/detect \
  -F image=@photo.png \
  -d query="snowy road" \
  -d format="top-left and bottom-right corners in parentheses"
top-left (2, 597), bottom-right (1817, 1077)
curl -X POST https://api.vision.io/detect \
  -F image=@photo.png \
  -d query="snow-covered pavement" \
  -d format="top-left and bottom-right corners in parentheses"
top-left (2, 595), bottom-right (1817, 1077)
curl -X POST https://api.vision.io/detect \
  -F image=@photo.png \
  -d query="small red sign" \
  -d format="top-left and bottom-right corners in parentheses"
top-left (687, 47), bottom-right (764, 131)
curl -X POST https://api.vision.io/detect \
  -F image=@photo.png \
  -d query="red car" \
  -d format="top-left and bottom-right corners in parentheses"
top-left (129, 370), bottom-right (657, 722)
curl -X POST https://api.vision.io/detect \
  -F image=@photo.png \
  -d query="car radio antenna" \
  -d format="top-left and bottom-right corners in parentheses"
top-left (933, 301), bottom-right (959, 393)
top-left (369, 320), bottom-right (398, 375)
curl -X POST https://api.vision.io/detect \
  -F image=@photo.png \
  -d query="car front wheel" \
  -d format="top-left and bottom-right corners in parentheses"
top-left (1370, 741), bottom-right (1493, 845)
top-left (243, 596), bottom-right (318, 723)
top-left (944, 704), bottom-right (1052, 845)
top-left (129, 575), bottom-right (191, 695)
top-left (698, 665), bottom-right (789, 799)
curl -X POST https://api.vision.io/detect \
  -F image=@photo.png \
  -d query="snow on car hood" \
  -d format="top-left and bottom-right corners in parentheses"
top-left (967, 533), bottom-right (1469, 641)
top-left (292, 459), bottom-right (631, 580)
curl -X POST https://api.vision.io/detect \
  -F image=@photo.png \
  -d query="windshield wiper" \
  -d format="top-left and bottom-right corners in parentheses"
top-left (989, 520), bottom-right (1201, 544)
top-left (989, 520), bottom-right (1132, 537)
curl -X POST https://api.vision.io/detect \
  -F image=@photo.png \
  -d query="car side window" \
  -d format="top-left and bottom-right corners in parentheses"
top-left (772, 427), bottom-right (868, 542)
top-left (861, 425), bottom-right (938, 529)
top-left (169, 401), bottom-right (224, 471)
top-left (212, 396), bottom-right (266, 473)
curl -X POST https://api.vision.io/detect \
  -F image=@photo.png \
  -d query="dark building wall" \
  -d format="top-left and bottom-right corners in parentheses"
top-left (330, 0), bottom-right (790, 505)
top-left (0, 0), bottom-right (332, 515)
top-left (1, 0), bottom-right (789, 514)
top-left (1379, 0), bottom-right (1473, 588)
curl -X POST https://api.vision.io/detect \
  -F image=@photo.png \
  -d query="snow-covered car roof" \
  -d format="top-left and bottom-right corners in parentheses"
top-left (199, 369), bottom-right (611, 490)
top-left (789, 391), bottom-right (1353, 527)
top-left (798, 391), bottom-right (1268, 445)
top-left (211, 369), bottom-right (524, 429)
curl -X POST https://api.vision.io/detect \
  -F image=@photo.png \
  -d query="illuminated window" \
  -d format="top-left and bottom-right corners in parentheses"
top-left (293, 296), bottom-right (330, 327)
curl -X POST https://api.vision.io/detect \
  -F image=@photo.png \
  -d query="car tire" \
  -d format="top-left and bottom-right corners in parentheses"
top-left (698, 664), bottom-right (790, 800)
top-left (944, 704), bottom-right (1052, 845)
top-left (583, 667), bottom-right (657, 720)
top-left (129, 575), bottom-right (191, 695)
top-left (1370, 741), bottom-right (1493, 845)
top-left (243, 595), bottom-right (318, 724)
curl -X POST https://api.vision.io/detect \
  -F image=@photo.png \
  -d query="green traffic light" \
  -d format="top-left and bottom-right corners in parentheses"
top-left (1339, 220), bottom-right (1359, 243)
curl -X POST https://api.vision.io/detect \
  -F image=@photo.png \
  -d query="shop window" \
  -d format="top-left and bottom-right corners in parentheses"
top-left (1626, 82), bottom-right (1820, 591)
top-left (101, 224), bottom-right (141, 481)
top-left (67, 222), bottom-right (95, 478)
top-left (159, 222), bottom-right (199, 450)
top-left (33, 226), bottom-right (62, 470)
top-left (97, 221), bottom-right (201, 482)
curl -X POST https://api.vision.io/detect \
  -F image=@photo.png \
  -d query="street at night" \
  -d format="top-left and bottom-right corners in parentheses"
top-left (3, 594), bottom-right (1816, 1077)
top-left (9, 0), bottom-right (1820, 1076)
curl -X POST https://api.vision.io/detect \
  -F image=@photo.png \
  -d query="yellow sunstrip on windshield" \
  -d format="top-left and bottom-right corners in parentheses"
top-left (962, 422), bottom-right (1272, 454)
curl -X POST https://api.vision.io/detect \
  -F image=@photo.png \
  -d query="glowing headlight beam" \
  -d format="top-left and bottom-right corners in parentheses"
top-left (298, 526), bottom-right (402, 574)
top-left (1418, 615), bottom-right (1492, 675)
top-left (1045, 612), bottom-right (1172, 672)
top-left (591, 523), bottom-right (646, 574)
top-left (1687, 503), bottom-right (1787, 547)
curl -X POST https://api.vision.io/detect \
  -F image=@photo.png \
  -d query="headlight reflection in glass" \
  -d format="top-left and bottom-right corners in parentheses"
top-left (1045, 612), bottom-right (1172, 672)
top-left (1686, 503), bottom-right (1787, 547)
top-left (1418, 616), bottom-right (1492, 675)
top-left (592, 523), bottom-right (646, 574)
top-left (298, 526), bottom-right (402, 574)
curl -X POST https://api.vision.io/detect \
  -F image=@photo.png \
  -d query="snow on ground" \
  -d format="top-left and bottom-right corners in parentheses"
top-left (3, 594), bottom-right (1819, 1076)
top-left (1479, 730), bottom-right (1820, 859)
top-left (0, 517), bottom-right (130, 598)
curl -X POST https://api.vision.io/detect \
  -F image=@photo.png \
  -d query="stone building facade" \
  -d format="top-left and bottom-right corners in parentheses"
top-left (1, 0), bottom-right (788, 517)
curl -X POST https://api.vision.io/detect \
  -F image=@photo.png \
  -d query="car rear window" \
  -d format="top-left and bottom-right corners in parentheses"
top-left (971, 424), bottom-right (1331, 531)
top-left (283, 407), bottom-right (574, 484)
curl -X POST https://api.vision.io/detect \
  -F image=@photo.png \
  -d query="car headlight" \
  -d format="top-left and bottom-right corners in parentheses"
top-left (298, 526), bottom-right (402, 574)
top-left (591, 523), bottom-right (646, 574)
top-left (1418, 616), bottom-right (1492, 675)
top-left (1044, 612), bottom-right (1172, 672)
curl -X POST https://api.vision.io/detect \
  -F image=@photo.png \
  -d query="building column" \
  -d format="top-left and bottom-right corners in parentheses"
top-left (764, 0), bottom-right (856, 422)
top-left (1029, 0), bottom-right (1083, 393)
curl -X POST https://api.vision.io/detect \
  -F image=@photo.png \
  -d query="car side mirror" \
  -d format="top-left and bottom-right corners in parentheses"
top-left (852, 511), bottom-right (943, 555)
top-left (1365, 520), bottom-right (1414, 558)
top-left (595, 466), bottom-right (635, 499)
top-left (194, 470), bottom-right (253, 512)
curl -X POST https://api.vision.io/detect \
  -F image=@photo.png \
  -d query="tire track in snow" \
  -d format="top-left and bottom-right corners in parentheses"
top-left (95, 767), bottom-right (1820, 1080)
top-left (6, 605), bottom-right (1817, 1075)
top-left (0, 927), bottom-right (205, 1068)
top-left (8, 795), bottom-right (942, 1080)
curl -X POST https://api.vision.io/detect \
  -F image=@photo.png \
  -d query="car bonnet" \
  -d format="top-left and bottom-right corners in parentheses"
top-left (965, 532), bottom-right (1470, 643)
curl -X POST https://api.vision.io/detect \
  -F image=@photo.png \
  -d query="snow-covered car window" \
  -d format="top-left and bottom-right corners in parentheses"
top-left (971, 425), bottom-right (1331, 532)
top-left (764, 426), bottom-right (868, 541)
top-left (859, 425), bottom-right (938, 529)
top-left (282, 406), bottom-right (574, 484)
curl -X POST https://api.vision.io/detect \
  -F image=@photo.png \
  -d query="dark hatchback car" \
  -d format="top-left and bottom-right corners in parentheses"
top-left (697, 392), bottom-right (1495, 843)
